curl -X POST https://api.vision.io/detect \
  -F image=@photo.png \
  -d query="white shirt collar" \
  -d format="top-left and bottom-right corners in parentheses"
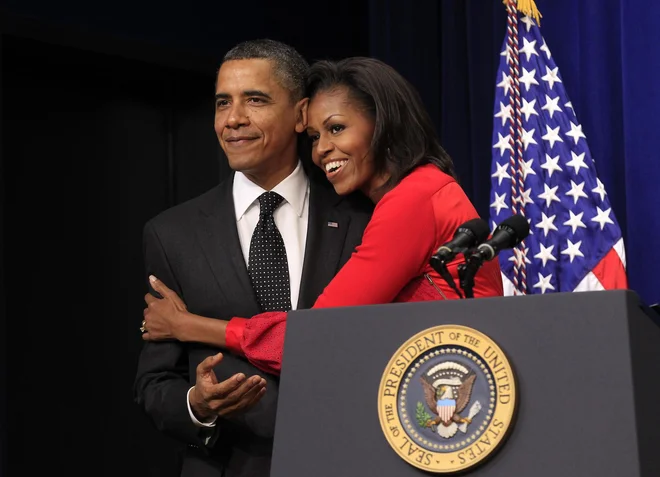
top-left (233, 160), bottom-right (308, 221)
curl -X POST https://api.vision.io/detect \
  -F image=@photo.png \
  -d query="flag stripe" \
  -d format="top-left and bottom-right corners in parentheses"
top-left (574, 272), bottom-right (606, 293)
top-left (614, 237), bottom-right (626, 266)
top-left (592, 248), bottom-right (628, 290)
top-left (501, 273), bottom-right (517, 296)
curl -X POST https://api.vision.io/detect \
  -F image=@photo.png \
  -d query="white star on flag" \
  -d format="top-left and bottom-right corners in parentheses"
top-left (534, 243), bottom-right (557, 267)
top-left (561, 239), bottom-right (585, 263)
top-left (493, 132), bottom-right (513, 156)
top-left (494, 102), bottom-right (513, 126)
top-left (520, 67), bottom-right (539, 91)
top-left (521, 128), bottom-right (538, 150)
top-left (535, 212), bottom-right (558, 237)
top-left (519, 37), bottom-right (539, 62)
top-left (540, 154), bottom-right (563, 177)
top-left (566, 122), bottom-right (587, 145)
top-left (497, 72), bottom-right (512, 96)
top-left (491, 162), bottom-right (511, 185)
top-left (563, 210), bottom-right (587, 234)
top-left (538, 183), bottom-right (560, 208)
top-left (565, 180), bottom-right (588, 204)
top-left (533, 272), bottom-right (555, 294)
top-left (490, 192), bottom-right (509, 215)
top-left (565, 151), bottom-right (589, 175)
top-left (540, 38), bottom-right (551, 58)
top-left (592, 178), bottom-right (607, 201)
top-left (541, 95), bottom-right (563, 118)
top-left (520, 15), bottom-right (536, 32)
top-left (520, 98), bottom-right (539, 121)
top-left (541, 66), bottom-right (562, 89)
top-left (541, 125), bottom-right (563, 149)
top-left (591, 207), bottom-right (615, 230)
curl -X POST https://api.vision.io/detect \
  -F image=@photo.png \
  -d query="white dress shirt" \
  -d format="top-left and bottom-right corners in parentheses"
top-left (232, 160), bottom-right (310, 310)
top-left (188, 160), bottom-right (310, 429)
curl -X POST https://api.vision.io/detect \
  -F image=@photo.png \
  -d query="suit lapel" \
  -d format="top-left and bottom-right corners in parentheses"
top-left (297, 180), bottom-right (351, 309)
top-left (194, 175), bottom-right (260, 315)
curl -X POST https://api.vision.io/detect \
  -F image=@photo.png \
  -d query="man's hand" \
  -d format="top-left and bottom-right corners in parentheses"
top-left (189, 353), bottom-right (267, 422)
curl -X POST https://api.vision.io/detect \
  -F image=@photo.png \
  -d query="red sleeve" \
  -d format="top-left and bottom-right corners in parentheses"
top-left (225, 318), bottom-right (248, 355)
top-left (225, 312), bottom-right (287, 375)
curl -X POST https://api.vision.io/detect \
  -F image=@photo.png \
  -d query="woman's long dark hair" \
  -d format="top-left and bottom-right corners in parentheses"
top-left (306, 57), bottom-right (457, 189)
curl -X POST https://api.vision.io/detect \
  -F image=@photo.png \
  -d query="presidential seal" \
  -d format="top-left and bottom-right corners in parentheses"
top-left (377, 325), bottom-right (516, 473)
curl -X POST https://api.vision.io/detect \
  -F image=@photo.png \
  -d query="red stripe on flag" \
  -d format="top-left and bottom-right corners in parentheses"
top-left (592, 248), bottom-right (628, 289)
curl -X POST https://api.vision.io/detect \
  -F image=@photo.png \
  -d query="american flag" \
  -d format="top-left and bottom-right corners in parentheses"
top-left (489, 6), bottom-right (628, 295)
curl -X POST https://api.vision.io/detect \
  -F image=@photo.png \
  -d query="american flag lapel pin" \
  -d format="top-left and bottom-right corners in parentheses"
top-left (327, 221), bottom-right (339, 228)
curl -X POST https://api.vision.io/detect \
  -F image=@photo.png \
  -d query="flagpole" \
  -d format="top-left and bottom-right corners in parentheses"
top-left (501, 0), bottom-right (541, 295)
top-left (505, 0), bottom-right (524, 294)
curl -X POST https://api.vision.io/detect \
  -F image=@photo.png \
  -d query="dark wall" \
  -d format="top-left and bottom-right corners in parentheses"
top-left (0, 32), bottom-right (6, 477)
top-left (0, 0), bottom-right (369, 69)
top-left (1, 2), bottom-right (370, 476)
top-left (2, 35), bottom-right (217, 477)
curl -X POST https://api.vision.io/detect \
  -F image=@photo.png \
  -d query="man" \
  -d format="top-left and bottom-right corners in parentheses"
top-left (134, 39), bottom-right (372, 477)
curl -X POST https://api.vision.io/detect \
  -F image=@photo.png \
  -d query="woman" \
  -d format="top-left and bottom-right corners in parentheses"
top-left (142, 57), bottom-right (503, 375)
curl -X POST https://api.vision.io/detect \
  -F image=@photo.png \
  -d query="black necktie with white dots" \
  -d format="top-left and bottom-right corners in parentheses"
top-left (248, 191), bottom-right (292, 312)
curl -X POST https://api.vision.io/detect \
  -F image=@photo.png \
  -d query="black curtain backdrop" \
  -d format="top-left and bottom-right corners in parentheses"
top-left (2, 36), bottom-right (213, 477)
top-left (0, 31), bottom-right (6, 477)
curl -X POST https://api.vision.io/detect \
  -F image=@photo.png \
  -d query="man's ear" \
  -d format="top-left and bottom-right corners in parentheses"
top-left (295, 97), bottom-right (309, 133)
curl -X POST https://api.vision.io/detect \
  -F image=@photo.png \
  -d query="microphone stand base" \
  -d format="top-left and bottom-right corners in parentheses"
top-left (458, 255), bottom-right (485, 299)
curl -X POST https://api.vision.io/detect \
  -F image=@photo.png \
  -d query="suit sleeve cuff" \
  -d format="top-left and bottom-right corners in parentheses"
top-left (225, 317), bottom-right (248, 355)
top-left (187, 387), bottom-right (217, 428)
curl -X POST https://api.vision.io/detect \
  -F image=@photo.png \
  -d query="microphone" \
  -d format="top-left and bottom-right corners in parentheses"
top-left (458, 215), bottom-right (530, 299)
top-left (430, 218), bottom-right (490, 267)
top-left (429, 218), bottom-right (489, 300)
top-left (469, 215), bottom-right (530, 261)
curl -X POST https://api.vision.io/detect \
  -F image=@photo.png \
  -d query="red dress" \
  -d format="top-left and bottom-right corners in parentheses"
top-left (225, 164), bottom-right (503, 374)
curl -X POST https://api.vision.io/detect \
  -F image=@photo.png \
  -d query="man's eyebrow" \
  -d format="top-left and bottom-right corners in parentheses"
top-left (214, 90), bottom-right (272, 101)
top-left (243, 90), bottom-right (272, 99)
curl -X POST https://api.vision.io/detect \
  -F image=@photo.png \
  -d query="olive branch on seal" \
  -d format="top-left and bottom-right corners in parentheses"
top-left (416, 401), bottom-right (432, 427)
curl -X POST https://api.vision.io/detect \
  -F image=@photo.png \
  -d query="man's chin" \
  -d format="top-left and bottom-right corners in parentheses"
top-left (226, 156), bottom-right (258, 172)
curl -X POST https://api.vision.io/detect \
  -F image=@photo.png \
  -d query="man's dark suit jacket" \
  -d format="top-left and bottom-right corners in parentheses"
top-left (134, 169), bottom-right (372, 477)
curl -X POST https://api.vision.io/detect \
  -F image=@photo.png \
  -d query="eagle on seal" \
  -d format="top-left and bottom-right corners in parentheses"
top-left (420, 361), bottom-right (478, 438)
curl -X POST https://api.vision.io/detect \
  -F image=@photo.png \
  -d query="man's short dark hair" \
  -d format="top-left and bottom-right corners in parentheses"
top-left (222, 39), bottom-right (309, 102)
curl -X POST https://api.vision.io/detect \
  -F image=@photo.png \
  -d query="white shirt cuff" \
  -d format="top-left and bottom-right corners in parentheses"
top-left (187, 386), bottom-right (217, 427)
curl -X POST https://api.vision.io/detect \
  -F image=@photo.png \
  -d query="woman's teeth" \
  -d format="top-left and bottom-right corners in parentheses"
top-left (325, 160), bottom-right (347, 173)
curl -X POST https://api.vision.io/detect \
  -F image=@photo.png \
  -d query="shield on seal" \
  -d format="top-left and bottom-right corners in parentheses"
top-left (436, 398), bottom-right (456, 425)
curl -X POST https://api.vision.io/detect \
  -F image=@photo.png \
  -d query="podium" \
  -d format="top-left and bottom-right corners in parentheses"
top-left (270, 290), bottom-right (660, 477)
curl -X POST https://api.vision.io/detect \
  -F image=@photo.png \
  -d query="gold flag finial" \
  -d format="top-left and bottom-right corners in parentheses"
top-left (503, 0), bottom-right (543, 25)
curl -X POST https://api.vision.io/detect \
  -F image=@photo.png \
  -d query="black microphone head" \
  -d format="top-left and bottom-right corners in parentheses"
top-left (475, 214), bottom-right (530, 261)
top-left (431, 218), bottom-right (490, 266)
top-left (497, 214), bottom-right (530, 247)
top-left (457, 218), bottom-right (490, 243)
